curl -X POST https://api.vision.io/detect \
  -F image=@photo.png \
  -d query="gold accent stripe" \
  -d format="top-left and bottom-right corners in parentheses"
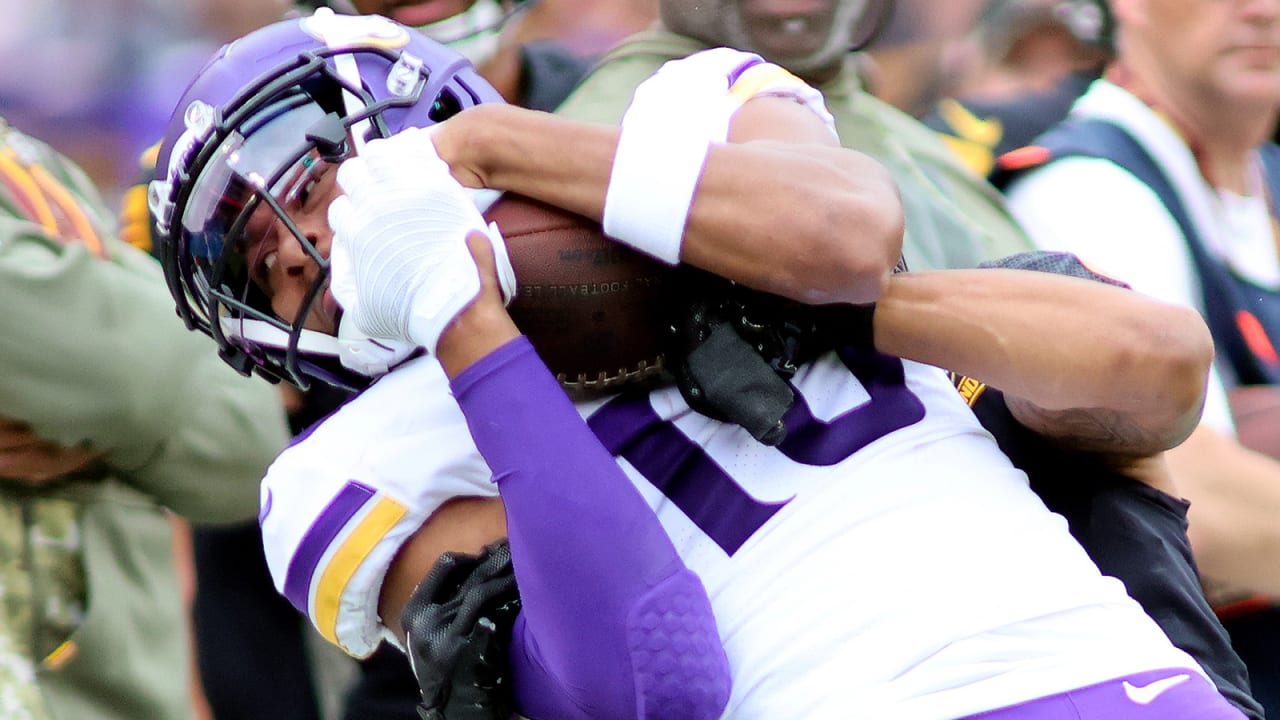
top-left (28, 163), bottom-right (106, 258)
top-left (728, 63), bottom-right (804, 106)
top-left (314, 496), bottom-right (408, 648)
top-left (950, 372), bottom-right (989, 408)
top-left (0, 149), bottom-right (58, 233)
top-left (42, 640), bottom-right (78, 670)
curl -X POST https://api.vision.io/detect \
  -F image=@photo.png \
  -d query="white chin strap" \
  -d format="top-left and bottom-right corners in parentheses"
top-left (221, 316), bottom-right (418, 378)
top-left (336, 317), bottom-right (420, 376)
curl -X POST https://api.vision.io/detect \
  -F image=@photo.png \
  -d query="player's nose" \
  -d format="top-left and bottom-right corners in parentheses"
top-left (275, 221), bottom-right (325, 281)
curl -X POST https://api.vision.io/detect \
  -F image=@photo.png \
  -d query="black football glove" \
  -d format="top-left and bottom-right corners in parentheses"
top-left (665, 270), bottom-right (796, 446)
top-left (401, 540), bottom-right (522, 720)
top-left (977, 250), bottom-right (1131, 289)
top-left (664, 268), bottom-right (879, 446)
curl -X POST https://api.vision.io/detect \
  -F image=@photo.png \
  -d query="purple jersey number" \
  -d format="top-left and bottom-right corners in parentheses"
top-left (588, 348), bottom-right (925, 555)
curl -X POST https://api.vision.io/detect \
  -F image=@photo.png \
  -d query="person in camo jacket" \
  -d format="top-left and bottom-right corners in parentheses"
top-left (0, 117), bottom-right (289, 720)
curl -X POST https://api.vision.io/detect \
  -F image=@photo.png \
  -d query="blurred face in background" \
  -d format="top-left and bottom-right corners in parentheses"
top-left (659, 0), bottom-right (876, 82)
top-left (861, 0), bottom-right (989, 114)
top-left (350, 0), bottom-right (478, 26)
top-left (345, 0), bottom-right (511, 66)
top-left (1115, 0), bottom-right (1280, 110)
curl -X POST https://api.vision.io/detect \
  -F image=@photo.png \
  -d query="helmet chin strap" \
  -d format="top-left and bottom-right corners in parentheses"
top-left (221, 315), bottom-right (420, 379)
top-left (221, 316), bottom-right (344, 357)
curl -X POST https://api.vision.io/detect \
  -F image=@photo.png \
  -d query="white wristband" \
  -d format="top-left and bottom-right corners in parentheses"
top-left (602, 126), bottom-right (710, 265)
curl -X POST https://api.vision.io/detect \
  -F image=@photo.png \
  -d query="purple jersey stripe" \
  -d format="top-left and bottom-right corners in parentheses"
top-left (282, 481), bottom-right (377, 614)
top-left (589, 393), bottom-right (788, 556)
top-left (726, 55), bottom-right (765, 87)
top-left (776, 348), bottom-right (927, 466)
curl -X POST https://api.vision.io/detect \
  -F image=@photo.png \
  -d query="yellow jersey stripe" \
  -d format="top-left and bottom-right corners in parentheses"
top-left (314, 496), bottom-right (408, 648)
top-left (728, 63), bottom-right (806, 107)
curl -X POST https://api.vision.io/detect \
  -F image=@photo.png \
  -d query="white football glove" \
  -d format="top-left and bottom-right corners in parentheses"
top-left (328, 127), bottom-right (515, 355)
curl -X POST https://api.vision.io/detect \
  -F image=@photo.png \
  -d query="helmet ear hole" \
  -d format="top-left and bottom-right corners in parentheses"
top-left (428, 89), bottom-right (464, 122)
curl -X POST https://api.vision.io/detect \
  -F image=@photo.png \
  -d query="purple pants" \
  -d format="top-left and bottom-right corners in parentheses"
top-left (963, 668), bottom-right (1247, 719)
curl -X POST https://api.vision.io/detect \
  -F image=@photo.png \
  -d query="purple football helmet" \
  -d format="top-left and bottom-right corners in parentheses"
top-left (150, 10), bottom-right (503, 391)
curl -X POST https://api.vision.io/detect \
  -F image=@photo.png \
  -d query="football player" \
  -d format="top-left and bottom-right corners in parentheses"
top-left (150, 12), bottom-right (1242, 720)
top-left (606, 1), bottom-right (1259, 717)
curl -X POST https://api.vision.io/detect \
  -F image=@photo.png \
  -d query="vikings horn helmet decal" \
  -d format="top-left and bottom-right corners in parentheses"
top-left (150, 10), bottom-right (502, 390)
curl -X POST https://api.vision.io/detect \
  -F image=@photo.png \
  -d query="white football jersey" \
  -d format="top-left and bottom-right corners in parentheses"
top-left (261, 347), bottom-right (1201, 718)
top-left (581, 349), bottom-right (1202, 718)
top-left (259, 47), bottom-right (1200, 718)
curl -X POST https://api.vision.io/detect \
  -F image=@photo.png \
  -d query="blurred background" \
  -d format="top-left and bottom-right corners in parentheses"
top-left (0, 0), bottom-right (291, 205)
top-left (0, 0), bottom-right (659, 207)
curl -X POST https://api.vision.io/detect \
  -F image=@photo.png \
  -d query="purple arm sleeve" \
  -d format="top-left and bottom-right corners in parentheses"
top-left (450, 337), bottom-right (730, 720)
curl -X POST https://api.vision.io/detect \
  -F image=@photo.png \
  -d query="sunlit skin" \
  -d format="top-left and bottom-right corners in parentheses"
top-left (243, 155), bottom-right (344, 335)
top-left (1114, 0), bottom-right (1280, 178)
top-left (1135, 0), bottom-right (1280, 104)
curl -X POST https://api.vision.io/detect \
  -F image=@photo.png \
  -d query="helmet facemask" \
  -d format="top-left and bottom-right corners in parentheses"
top-left (151, 13), bottom-right (502, 390)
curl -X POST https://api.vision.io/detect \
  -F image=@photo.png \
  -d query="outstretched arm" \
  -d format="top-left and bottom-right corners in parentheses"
top-left (429, 57), bottom-right (903, 306)
top-left (873, 265), bottom-right (1213, 458)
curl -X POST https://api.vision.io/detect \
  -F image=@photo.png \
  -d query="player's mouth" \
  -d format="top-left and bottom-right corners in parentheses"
top-left (740, 0), bottom-right (837, 56)
top-left (1231, 44), bottom-right (1280, 69)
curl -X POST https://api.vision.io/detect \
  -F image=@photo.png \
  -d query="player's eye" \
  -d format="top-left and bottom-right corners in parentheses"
top-left (277, 154), bottom-right (322, 207)
top-left (301, 164), bottom-right (335, 210)
top-left (296, 178), bottom-right (317, 206)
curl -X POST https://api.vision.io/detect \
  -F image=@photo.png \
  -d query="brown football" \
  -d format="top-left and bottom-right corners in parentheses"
top-left (485, 193), bottom-right (672, 392)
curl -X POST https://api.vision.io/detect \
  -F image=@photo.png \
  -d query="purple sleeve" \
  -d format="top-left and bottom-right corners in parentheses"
top-left (450, 337), bottom-right (730, 720)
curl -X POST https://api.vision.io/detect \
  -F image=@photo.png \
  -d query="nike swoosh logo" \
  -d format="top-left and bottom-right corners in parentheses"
top-left (1123, 673), bottom-right (1191, 705)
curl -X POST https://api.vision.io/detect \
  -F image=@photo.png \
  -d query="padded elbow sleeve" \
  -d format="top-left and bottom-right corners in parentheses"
top-left (627, 568), bottom-right (731, 720)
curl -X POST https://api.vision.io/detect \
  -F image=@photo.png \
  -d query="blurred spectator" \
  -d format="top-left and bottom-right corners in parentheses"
top-left (1000, 0), bottom-right (1280, 714)
top-left (0, 3), bottom-right (331, 718)
top-left (505, 0), bottom-right (657, 55)
top-left (0, 0), bottom-right (286, 203)
top-left (860, 0), bottom-right (989, 117)
top-left (924, 0), bottom-right (1114, 175)
top-left (0, 117), bottom-right (289, 720)
top-left (963, 0), bottom-right (1111, 98)
top-left (297, 0), bottom-right (656, 111)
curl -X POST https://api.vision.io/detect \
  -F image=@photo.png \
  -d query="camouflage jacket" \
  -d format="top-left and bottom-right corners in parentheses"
top-left (0, 119), bottom-right (290, 720)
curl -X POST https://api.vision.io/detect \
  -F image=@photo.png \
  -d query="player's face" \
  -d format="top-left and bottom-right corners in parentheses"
top-left (660, 0), bottom-right (870, 82)
top-left (350, 0), bottom-right (478, 27)
top-left (242, 152), bottom-right (344, 334)
top-left (1127, 0), bottom-right (1280, 107)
